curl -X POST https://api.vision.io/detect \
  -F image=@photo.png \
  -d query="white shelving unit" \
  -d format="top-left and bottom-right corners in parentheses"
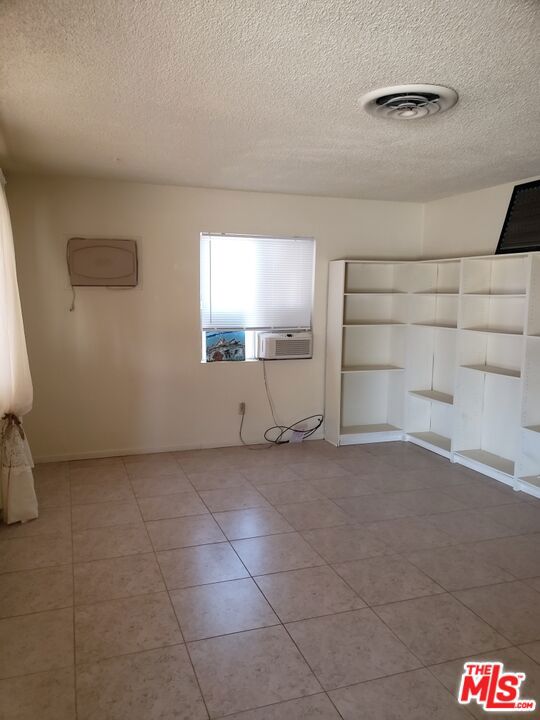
top-left (325, 252), bottom-right (540, 498)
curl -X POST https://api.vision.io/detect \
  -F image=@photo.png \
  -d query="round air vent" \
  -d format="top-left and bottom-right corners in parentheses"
top-left (361, 84), bottom-right (458, 120)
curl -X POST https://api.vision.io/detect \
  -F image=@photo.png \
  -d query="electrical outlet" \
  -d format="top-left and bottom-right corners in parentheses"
top-left (239, 402), bottom-right (246, 415)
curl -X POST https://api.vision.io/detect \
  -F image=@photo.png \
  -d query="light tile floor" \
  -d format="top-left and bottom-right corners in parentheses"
top-left (1, 440), bottom-right (540, 719)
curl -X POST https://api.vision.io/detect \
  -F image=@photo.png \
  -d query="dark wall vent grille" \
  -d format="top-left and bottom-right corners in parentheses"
top-left (496, 180), bottom-right (540, 254)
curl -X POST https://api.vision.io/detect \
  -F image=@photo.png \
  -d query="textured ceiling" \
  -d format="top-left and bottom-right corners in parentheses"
top-left (1, 0), bottom-right (539, 201)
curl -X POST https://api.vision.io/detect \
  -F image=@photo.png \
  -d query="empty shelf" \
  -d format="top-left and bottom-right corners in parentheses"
top-left (341, 365), bottom-right (404, 373)
top-left (463, 292), bottom-right (526, 297)
top-left (409, 389), bottom-right (454, 406)
top-left (463, 327), bottom-right (523, 336)
top-left (456, 449), bottom-right (514, 476)
top-left (341, 424), bottom-right (401, 435)
top-left (412, 322), bottom-right (457, 330)
top-left (408, 432), bottom-right (452, 452)
top-left (343, 322), bottom-right (405, 327)
top-left (412, 291), bottom-right (459, 296)
top-left (344, 291), bottom-right (407, 296)
top-left (461, 364), bottom-right (521, 379)
top-left (519, 475), bottom-right (540, 489)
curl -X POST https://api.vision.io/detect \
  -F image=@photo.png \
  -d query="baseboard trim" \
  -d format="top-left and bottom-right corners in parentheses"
top-left (33, 429), bottom-right (325, 463)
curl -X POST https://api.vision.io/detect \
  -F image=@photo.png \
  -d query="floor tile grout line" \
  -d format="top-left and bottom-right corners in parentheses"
top-left (124, 458), bottom-right (213, 720)
top-left (67, 460), bottom-right (78, 720)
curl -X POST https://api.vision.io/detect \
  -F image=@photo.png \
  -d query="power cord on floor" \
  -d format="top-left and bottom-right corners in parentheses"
top-left (238, 359), bottom-right (324, 447)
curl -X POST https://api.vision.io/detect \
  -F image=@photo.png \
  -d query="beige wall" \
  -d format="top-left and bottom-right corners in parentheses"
top-left (7, 174), bottom-right (423, 461)
top-left (422, 176), bottom-right (540, 258)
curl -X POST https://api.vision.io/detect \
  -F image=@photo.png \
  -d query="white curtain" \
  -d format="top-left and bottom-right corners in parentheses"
top-left (0, 170), bottom-right (37, 524)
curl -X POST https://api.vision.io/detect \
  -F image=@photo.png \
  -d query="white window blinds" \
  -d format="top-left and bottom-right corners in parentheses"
top-left (200, 234), bottom-right (315, 330)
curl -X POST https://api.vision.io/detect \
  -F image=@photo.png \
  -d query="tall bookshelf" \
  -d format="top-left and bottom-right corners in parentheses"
top-left (325, 252), bottom-right (540, 499)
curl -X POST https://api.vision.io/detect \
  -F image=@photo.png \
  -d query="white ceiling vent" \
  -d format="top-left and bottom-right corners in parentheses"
top-left (361, 84), bottom-right (458, 120)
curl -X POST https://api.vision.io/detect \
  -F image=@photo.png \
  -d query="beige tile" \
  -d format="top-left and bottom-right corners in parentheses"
top-left (69, 465), bottom-right (127, 483)
top-left (70, 456), bottom-right (123, 469)
top-left (73, 523), bottom-right (151, 562)
top-left (226, 449), bottom-right (295, 470)
top-left (74, 553), bottom-right (164, 604)
top-left (124, 455), bottom-right (180, 479)
top-left (0, 535), bottom-right (72, 573)
top-left (187, 469), bottom-right (251, 491)
top-left (213, 507), bottom-right (293, 540)
top-left (0, 566), bottom-right (73, 618)
top-left (301, 525), bottom-right (388, 563)
top-left (75, 592), bottom-right (182, 664)
top-left (380, 446), bottom-right (446, 472)
top-left (390, 489), bottom-right (467, 515)
top-left (365, 516), bottom-right (454, 552)
top-left (334, 494), bottom-right (413, 523)
top-left (222, 694), bottom-right (341, 720)
top-left (406, 545), bottom-right (515, 591)
top-left (0, 506), bottom-right (71, 540)
top-left (375, 593), bottom-right (509, 665)
top-left (430, 646), bottom-right (540, 720)
top-left (423, 509), bottom-right (517, 542)
top-left (306, 474), bottom-right (378, 498)
top-left (257, 481), bottom-right (324, 505)
top-left (444, 480), bottom-right (525, 508)
top-left (34, 462), bottom-right (69, 482)
top-left (76, 644), bottom-right (206, 720)
top-left (138, 492), bottom-right (208, 521)
top-left (455, 581), bottom-right (540, 644)
top-left (361, 469), bottom-right (438, 493)
top-left (199, 486), bottom-right (270, 512)
top-left (0, 667), bottom-right (76, 720)
top-left (241, 465), bottom-right (300, 486)
top-left (276, 499), bottom-right (350, 531)
top-left (147, 514), bottom-right (225, 550)
top-left (157, 542), bottom-right (248, 589)
top-left (472, 534), bottom-right (540, 578)
top-left (329, 668), bottom-right (468, 720)
top-left (481, 503), bottom-right (540, 533)
top-left (171, 578), bottom-right (278, 640)
top-left (123, 452), bottom-right (176, 464)
top-left (290, 460), bottom-right (350, 480)
top-left (520, 640), bottom-right (540, 663)
top-left (256, 565), bottom-right (364, 622)
top-left (34, 477), bottom-right (71, 508)
top-left (334, 555), bottom-right (443, 606)
top-left (335, 456), bottom-right (390, 476)
top-left (189, 625), bottom-right (321, 717)
top-left (71, 500), bottom-right (141, 531)
top-left (526, 575), bottom-right (540, 592)
top-left (408, 465), bottom-right (480, 488)
top-left (232, 533), bottom-right (324, 575)
top-left (176, 455), bottom-right (236, 474)
top-left (70, 478), bottom-right (134, 505)
top-left (286, 608), bottom-right (421, 690)
top-left (129, 474), bottom-right (193, 498)
top-left (0, 607), bottom-right (74, 679)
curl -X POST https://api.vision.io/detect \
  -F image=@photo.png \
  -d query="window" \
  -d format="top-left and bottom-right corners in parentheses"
top-left (200, 233), bottom-right (315, 360)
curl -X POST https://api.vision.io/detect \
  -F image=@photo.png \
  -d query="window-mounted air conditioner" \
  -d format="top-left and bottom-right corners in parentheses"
top-left (257, 331), bottom-right (313, 360)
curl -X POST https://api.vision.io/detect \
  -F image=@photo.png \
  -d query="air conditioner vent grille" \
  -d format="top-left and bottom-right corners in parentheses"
top-left (275, 339), bottom-right (311, 357)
